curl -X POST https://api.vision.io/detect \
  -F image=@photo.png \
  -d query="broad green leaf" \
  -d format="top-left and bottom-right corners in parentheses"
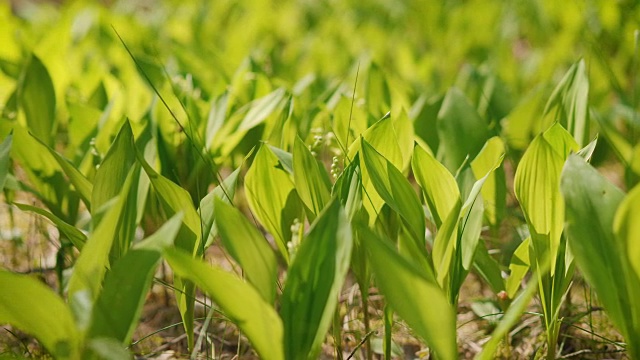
top-left (470, 137), bottom-right (506, 227)
top-left (198, 166), bottom-right (240, 248)
top-left (392, 108), bottom-right (415, 170)
top-left (18, 54), bottom-right (56, 146)
top-left (360, 226), bottom-right (457, 360)
top-left (93, 121), bottom-right (141, 260)
top-left (215, 198), bottom-right (278, 304)
top-left (245, 144), bottom-right (302, 264)
top-left (164, 248), bottom-right (284, 360)
top-left (67, 180), bottom-right (130, 330)
top-left (616, 184), bottom-right (640, 280)
top-left (293, 136), bottom-right (331, 218)
top-left (90, 216), bottom-right (183, 346)
top-left (138, 152), bottom-right (201, 349)
top-left (412, 144), bottom-right (460, 228)
top-left (514, 123), bottom-right (577, 275)
top-left (561, 155), bottom-right (631, 339)
top-left (505, 237), bottom-right (531, 299)
top-left (436, 87), bottom-right (490, 172)
top-left (459, 177), bottom-right (488, 271)
top-left (138, 152), bottom-right (200, 253)
top-left (87, 249), bottom-right (162, 345)
top-left (0, 271), bottom-right (80, 360)
top-left (348, 116), bottom-right (403, 221)
top-left (281, 200), bottom-right (352, 360)
top-left (361, 139), bottom-right (425, 247)
top-left (0, 132), bottom-right (11, 191)
top-left (432, 201), bottom-right (462, 288)
top-left (92, 120), bottom-right (136, 211)
top-left (14, 203), bottom-right (87, 250)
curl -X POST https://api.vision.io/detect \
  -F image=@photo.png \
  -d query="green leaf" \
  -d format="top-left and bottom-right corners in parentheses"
top-left (89, 216), bottom-right (183, 345)
top-left (281, 200), bottom-right (353, 360)
top-left (138, 152), bottom-right (200, 253)
top-left (198, 166), bottom-right (240, 249)
top-left (215, 198), bottom-right (278, 304)
top-left (238, 87), bottom-right (286, 132)
top-left (360, 226), bottom-right (457, 360)
top-left (544, 60), bottom-right (589, 147)
top-left (561, 155), bottom-right (632, 341)
top-left (0, 132), bottom-right (11, 191)
top-left (412, 144), bottom-right (460, 228)
top-left (67, 176), bottom-right (132, 331)
top-left (87, 249), bottom-right (162, 344)
top-left (0, 271), bottom-right (80, 360)
top-left (472, 241), bottom-right (505, 294)
top-left (505, 238), bottom-right (531, 299)
top-left (14, 203), bottom-right (87, 250)
top-left (348, 116), bottom-right (403, 222)
top-left (514, 123), bottom-right (577, 274)
top-left (245, 144), bottom-right (302, 264)
top-left (164, 248), bottom-right (284, 360)
top-left (92, 120), bottom-right (136, 211)
top-left (470, 137), bottom-right (506, 227)
top-left (18, 54), bottom-right (56, 146)
top-left (361, 139), bottom-right (425, 247)
top-left (293, 136), bottom-right (331, 218)
top-left (436, 87), bottom-right (490, 172)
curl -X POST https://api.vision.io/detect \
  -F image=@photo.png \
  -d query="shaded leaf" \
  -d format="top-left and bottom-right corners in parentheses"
top-left (215, 198), bottom-right (278, 304)
top-left (360, 226), bottom-right (457, 360)
top-left (293, 136), bottom-right (331, 218)
top-left (164, 248), bottom-right (284, 360)
top-left (281, 200), bottom-right (353, 360)
top-left (18, 54), bottom-right (56, 146)
top-left (14, 203), bottom-right (87, 250)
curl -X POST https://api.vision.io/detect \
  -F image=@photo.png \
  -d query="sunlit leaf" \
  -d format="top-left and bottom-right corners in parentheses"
top-left (0, 271), bottom-right (80, 360)
top-left (293, 136), bottom-right (331, 218)
top-left (361, 139), bottom-right (425, 247)
top-left (245, 144), bottom-right (302, 264)
top-left (470, 136), bottom-right (506, 227)
top-left (412, 144), bottom-right (460, 228)
top-left (514, 123), bottom-right (577, 274)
